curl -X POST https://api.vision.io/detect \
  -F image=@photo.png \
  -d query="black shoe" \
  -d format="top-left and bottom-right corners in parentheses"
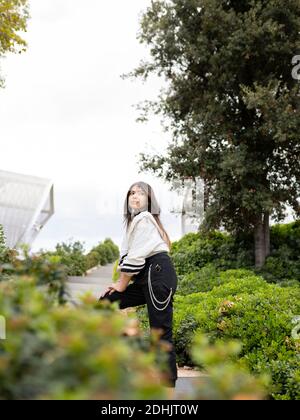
top-left (166, 379), bottom-right (176, 388)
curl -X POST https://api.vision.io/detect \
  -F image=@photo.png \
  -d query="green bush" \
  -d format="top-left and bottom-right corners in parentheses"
top-left (177, 264), bottom-right (220, 295)
top-left (39, 237), bottom-right (119, 276)
top-left (170, 231), bottom-right (253, 276)
top-left (135, 269), bottom-right (299, 398)
top-left (190, 334), bottom-right (270, 400)
top-left (260, 358), bottom-right (300, 400)
top-left (0, 225), bottom-right (13, 266)
top-left (0, 276), bottom-right (171, 400)
top-left (40, 240), bottom-right (88, 276)
top-left (112, 259), bottom-right (120, 282)
top-left (170, 221), bottom-right (300, 284)
top-left (103, 239), bottom-right (119, 261)
top-left (171, 270), bottom-right (300, 400)
top-left (172, 313), bottom-right (199, 366)
top-left (260, 254), bottom-right (300, 286)
top-left (85, 238), bottom-right (120, 270)
top-left (0, 244), bottom-right (67, 304)
top-left (0, 225), bottom-right (6, 263)
top-left (271, 220), bottom-right (300, 251)
top-left (85, 251), bottom-right (99, 270)
top-left (258, 222), bottom-right (300, 283)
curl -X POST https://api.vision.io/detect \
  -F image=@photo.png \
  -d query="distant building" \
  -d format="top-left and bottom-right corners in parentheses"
top-left (170, 177), bottom-right (205, 236)
top-left (0, 170), bottom-right (54, 248)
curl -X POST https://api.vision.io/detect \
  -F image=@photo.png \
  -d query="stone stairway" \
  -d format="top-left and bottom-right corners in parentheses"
top-left (65, 263), bottom-right (114, 305)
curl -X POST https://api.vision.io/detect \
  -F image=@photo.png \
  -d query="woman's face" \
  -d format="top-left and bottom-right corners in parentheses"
top-left (128, 185), bottom-right (148, 212)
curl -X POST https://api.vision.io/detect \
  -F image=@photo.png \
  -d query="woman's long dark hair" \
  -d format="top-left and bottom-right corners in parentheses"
top-left (123, 181), bottom-right (172, 250)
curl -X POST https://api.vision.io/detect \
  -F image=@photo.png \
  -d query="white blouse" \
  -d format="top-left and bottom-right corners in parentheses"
top-left (117, 211), bottom-right (170, 276)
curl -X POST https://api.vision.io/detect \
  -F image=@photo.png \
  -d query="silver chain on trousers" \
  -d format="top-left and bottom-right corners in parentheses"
top-left (148, 263), bottom-right (173, 311)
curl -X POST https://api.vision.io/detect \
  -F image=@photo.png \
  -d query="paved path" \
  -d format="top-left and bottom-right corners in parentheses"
top-left (65, 264), bottom-right (205, 399)
top-left (65, 263), bottom-right (114, 304)
top-left (173, 371), bottom-right (207, 399)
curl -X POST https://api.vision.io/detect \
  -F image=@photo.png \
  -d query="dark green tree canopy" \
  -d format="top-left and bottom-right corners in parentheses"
top-left (123, 0), bottom-right (300, 265)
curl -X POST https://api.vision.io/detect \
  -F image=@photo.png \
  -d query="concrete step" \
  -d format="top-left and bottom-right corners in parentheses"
top-left (66, 282), bottom-right (109, 296)
top-left (65, 279), bottom-right (112, 305)
top-left (67, 276), bottom-right (111, 284)
top-left (66, 284), bottom-right (103, 292)
top-left (173, 376), bottom-right (207, 399)
top-left (65, 263), bottom-right (115, 305)
top-left (64, 288), bottom-right (102, 305)
top-left (86, 263), bottom-right (115, 278)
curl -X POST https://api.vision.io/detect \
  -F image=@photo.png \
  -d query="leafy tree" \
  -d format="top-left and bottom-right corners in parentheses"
top-left (0, 0), bottom-right (29, 87)
top-left (0, 224), bottom-right (7, 262)
top-left (123, 0), bottom-right (300, 267)
top-left (40, 240), bottom-right (88, 276)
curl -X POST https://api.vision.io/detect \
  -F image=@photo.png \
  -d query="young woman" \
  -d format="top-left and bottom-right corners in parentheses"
top-left (99, 181), bottom-right (178, 389)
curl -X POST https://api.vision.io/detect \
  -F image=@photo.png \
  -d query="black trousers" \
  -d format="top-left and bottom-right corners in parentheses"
top-left (99, 251), bottom-right (178, 387)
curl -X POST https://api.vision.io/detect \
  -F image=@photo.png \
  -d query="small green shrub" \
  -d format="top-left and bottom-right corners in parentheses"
top-left (0, 225), bottom-right (13, 266)
top-left (170, 221), bottom-right (300, 284)
top-left (263, 222), bottom-right (300, 284)
top-left (0, 276), bottom-right (171, 400)
top-left (0, 225), bottom-right (7, 263)
top-left (112, 259), bottom-right (120, 282)
top-left (172, 270), bottom-right (300, 400)
top-left (177, 264), bottom-right (220, 295)
top-left (170, 231), bottom-right (253, 276)
top-left (260, 249), bottom-right (300, 285)
top-left (190, 334), bottom-right (270, 400)
top-left (85, 251), bottom-right (99, 270)
top-left (85, 238), bottom-right (119, 270)
top-left (103, 238), bottom-right (119, 261)
top-left (0, 244), bottom-right (67, 304)
top-left (40, 240), bottom-right (88, 276)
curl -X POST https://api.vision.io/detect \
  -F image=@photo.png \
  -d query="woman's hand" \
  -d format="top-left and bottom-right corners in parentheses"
top-left (99, 285), bottom-right (116, 299)
top-left (99, 280), bottom-right (129, 299)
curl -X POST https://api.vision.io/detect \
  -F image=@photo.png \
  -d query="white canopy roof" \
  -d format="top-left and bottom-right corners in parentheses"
top-left (0, 170), bottom-right (54, 249)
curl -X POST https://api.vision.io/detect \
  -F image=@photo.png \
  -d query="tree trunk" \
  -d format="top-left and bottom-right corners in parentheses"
top-left (181, 204), bottom-right (186, 236)
top-left (203, 179), bottom-right (208, 211)
top-left (254, 216), bottom-right (266, 268)
top-left (263, 211), bottom-right (270, 258)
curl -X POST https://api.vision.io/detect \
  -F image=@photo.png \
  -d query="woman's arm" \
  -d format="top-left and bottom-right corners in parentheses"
top-left (114, 272), bottom-right (132, 292)
top-left (99, 272), bottom-right (132, 298)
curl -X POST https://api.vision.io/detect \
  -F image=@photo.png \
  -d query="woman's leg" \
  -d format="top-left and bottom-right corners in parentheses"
top-left (143, 260), bottom-right (178, 388)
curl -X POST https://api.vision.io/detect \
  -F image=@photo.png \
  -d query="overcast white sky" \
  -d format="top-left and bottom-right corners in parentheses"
top-left (0, 0), bottom-right (185, 253)
top-left (0, 0), bottom-right (292, 251)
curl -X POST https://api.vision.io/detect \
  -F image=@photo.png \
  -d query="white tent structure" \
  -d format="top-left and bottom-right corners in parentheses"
top-left (170, 177), bottom-right (205, 236)
top-left (0, 170), bottom-right (54, 249)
